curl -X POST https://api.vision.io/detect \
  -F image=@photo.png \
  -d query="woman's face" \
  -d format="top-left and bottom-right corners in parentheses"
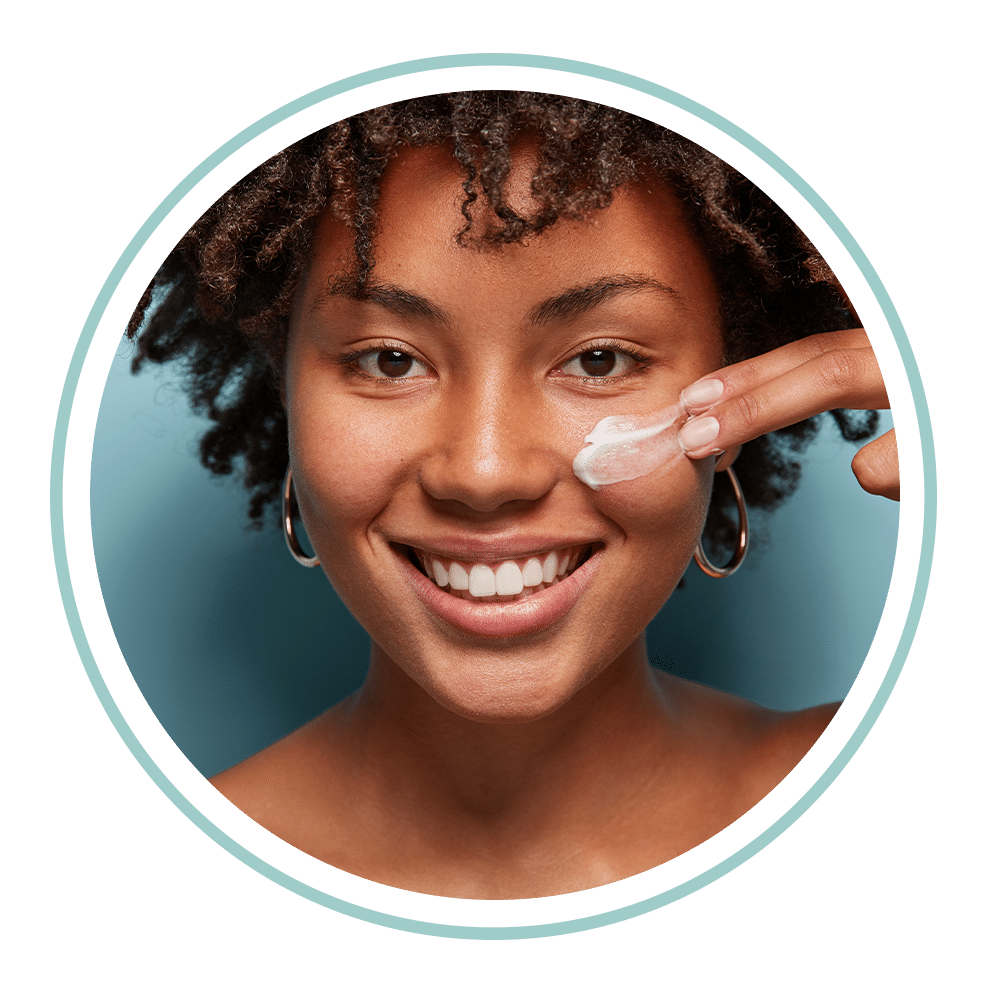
top-left (285, 144), bottom-right (724, 722)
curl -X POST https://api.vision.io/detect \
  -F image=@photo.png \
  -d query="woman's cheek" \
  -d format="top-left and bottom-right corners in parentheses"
top-left (591, 454), bottom-right (714, 553)
top-left (290, 397), bottom-right (416, 537)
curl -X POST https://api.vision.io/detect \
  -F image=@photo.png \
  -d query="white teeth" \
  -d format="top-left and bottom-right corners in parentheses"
top-left (432, 559), bottom-right (450, 587)
top-left (413, 546), bottom-right (592, 600)
top-left (448, 562), bottom-right (469, 590)
top-left (542, 552), bottom-right (558, 583)
top-left (495, 561), bottom-right (524, 596)
top-left (468, 564), bottom-right (497, 598)
top-left (522, 557), bottom-right (543, 588)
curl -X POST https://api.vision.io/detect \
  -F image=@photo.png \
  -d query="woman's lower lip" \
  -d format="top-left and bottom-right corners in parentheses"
top-left (399, 547), bottom-right (603, 638)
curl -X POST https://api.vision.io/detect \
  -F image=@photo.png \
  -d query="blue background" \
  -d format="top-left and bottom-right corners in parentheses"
top-left (92, 343), bottom-right (899, 778)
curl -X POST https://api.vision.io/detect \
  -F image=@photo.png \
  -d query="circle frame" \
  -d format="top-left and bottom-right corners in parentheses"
top-left (50, 53), bottom-right (935, 939)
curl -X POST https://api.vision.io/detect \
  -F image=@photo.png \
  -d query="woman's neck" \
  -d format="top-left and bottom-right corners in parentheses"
top-left (331, 638), bottom-right (683, 864)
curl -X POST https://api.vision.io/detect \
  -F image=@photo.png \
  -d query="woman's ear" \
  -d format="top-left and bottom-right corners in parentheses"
top-left (714, 444), bottom-right (742, 472)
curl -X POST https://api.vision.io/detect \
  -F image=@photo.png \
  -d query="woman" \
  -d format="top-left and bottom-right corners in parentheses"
top-left (128, 92), bottom-right (897, 899)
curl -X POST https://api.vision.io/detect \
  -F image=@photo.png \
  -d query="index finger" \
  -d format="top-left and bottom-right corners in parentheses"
top-left (677, 331), bottom-right (889, 459)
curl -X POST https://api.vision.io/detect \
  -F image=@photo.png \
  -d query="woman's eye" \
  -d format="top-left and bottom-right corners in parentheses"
top-left (354, 349), bottom-right (430, 380)
top-left (560, 349), bottom-right (639, 380)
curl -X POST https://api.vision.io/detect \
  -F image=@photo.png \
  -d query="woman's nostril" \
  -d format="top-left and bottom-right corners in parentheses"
top-left (419, 432), bottom-right (563, 509)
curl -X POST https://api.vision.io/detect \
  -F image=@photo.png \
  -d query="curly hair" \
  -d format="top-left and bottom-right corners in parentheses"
top-left (126, 91), bottom-right (876, 558)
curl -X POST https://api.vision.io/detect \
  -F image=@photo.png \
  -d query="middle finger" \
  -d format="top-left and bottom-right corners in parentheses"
top-left (677, 346), bottom-right (889, 459)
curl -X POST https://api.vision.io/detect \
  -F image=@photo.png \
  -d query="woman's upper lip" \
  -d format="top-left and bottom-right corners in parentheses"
top-left (389, 533), bottom-right (602, 562)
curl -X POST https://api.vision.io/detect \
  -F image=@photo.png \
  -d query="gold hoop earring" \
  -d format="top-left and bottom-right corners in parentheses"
top-left (694, 466), bottom-right (749, 579)
top-left (283, 466), bottom-right (320, 568)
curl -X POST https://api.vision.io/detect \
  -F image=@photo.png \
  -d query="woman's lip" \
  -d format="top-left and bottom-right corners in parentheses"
top-left (390, 534), bottom-right (601, 563)
top-left (397, 545), bottom-right (604, 639)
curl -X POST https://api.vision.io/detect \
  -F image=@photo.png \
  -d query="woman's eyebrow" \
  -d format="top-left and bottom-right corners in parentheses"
top-left (529, 274), bottom-right (686, 325)
top-left (314, 273), bottom-right (681, 325)
top-left (318, 277), bottom-right (451, 324)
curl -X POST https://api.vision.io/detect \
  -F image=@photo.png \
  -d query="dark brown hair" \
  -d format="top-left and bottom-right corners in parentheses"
top-left (127, 91), bottom-right (876, 557)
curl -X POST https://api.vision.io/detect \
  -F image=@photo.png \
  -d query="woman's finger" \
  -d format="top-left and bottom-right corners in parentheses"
top-left (851, 428), bottom-right (899, 500)
top-left (680, 329), bottom-right (873, 415)
top-left (677, 344), bottom-right (889, 458)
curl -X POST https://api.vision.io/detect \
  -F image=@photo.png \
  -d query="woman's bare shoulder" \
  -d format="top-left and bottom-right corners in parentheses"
top-left (744, 698), bottom-right (840, 798)
top-left (659, 672), bottom-right (840, 799)
top-left (210, 704), bottom-right (349, 826)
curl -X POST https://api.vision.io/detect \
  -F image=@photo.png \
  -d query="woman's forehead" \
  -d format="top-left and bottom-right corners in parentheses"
top-left (303, 142), bottom-right (718, 311)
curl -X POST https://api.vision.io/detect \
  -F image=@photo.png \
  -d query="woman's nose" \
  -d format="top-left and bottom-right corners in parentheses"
top-left (418, 379), bottom-right (561, 513)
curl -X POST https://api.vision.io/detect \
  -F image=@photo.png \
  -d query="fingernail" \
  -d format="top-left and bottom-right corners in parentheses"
top-left (678, 415), bottom-right (720, 454)
top-left (680, 378), bottom-right (724, 413)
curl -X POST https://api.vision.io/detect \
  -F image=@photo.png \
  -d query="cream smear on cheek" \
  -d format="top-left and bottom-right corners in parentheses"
top-left (572, 403), bottom-right (685, 489)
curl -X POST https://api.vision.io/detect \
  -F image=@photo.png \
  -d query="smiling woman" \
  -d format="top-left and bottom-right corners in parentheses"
top-left (124, 92), bottom-right (896, 899)
top-left (284, 145), bottom-right (724, 721)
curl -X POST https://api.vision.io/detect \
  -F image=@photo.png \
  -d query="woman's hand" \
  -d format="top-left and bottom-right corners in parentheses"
top-left (677, 328), bottom-right (899, 501)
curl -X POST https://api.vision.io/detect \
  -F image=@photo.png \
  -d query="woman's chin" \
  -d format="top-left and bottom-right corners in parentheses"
top-left (402, 651), bottom-right (612, 726)
top-left (366, 622), bottom-right (648, 727)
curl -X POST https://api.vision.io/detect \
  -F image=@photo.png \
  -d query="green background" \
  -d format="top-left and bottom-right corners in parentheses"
top-left (3, 3), bottom-right (996, 997)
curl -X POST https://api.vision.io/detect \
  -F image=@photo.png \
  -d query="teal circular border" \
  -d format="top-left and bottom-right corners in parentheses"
top-left (51, 54), bottom-right (935, 939)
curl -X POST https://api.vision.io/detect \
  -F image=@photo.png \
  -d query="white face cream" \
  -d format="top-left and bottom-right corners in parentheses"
top-left (572, 403), bottom-right (685, 489)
